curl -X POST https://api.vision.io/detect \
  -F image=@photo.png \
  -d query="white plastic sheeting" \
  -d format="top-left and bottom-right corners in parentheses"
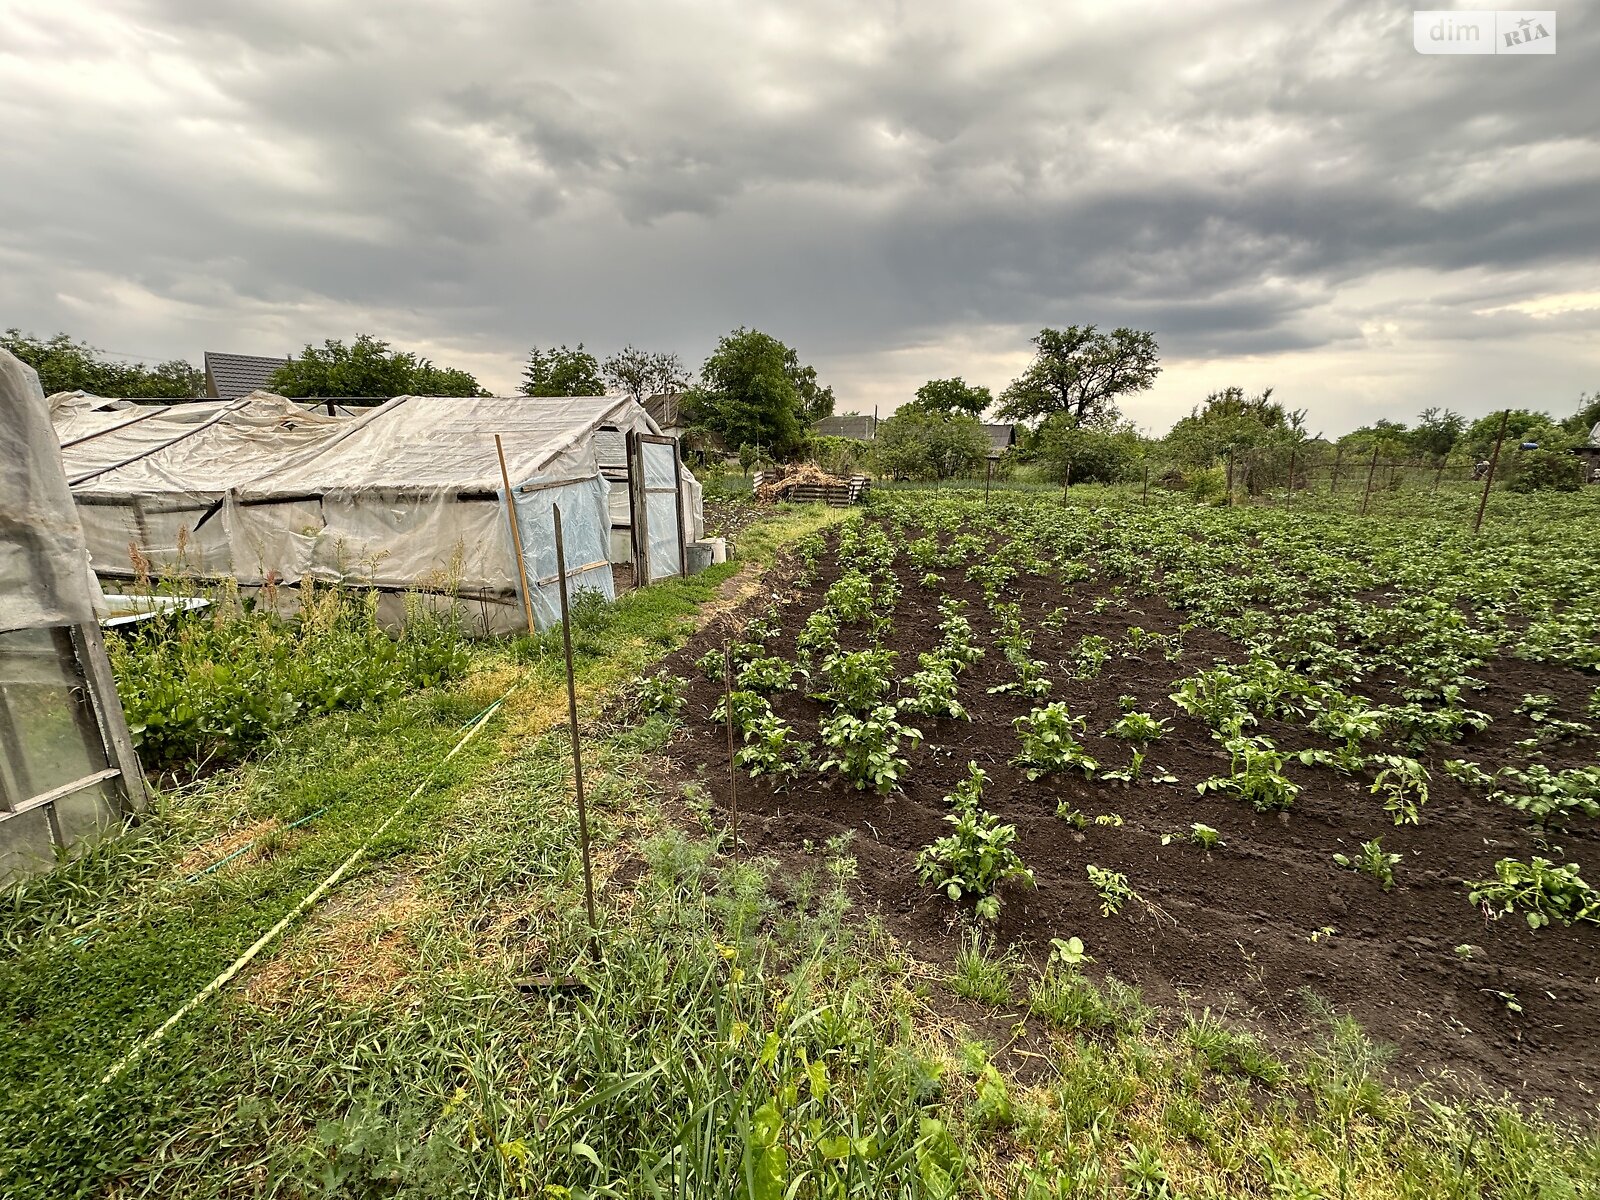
top-left (55, 393), bottom-right (345, 580)
top-left (641, 439), bottom-right (684, 581)
top-left (507, 477), bottom-right (616, 628)
top-left (2, 355), bottom-right (97, 632)
top-left (46, 389), bottom-right (702, 633)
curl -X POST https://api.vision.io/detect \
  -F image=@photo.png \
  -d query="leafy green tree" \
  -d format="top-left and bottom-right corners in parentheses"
top-left (602, 345), bottom-right (690, 403)
top-left (1462, 409), bottom-right (1560, 460)
top-left (1338, 418), bottom-right (1411, 458)
top-left (738, 443), bottom-right (758, 478)
top-left (1563, 392), bottom-right (1600, 438)
top-left (269, 334), bottom-right (484, 398)
top-left (1035, 414), bottom-right (1143, 484)
top-left (680, 328), bottom-right (833, 459)
top-left (2, 329), bottom-right (202, 397)
top-left (1409, 407), bottom-right (1466, 463)
top-left (1164, 387), bottom-right (1302, 468)
top-left (520, 343), bottom-right (605, 397)
top-left (998, 326), bottom-right (1160, 425)
top-left (872, 410), bottom-right (988, 480)
top-left (907, 377), bottom-right (992, 419)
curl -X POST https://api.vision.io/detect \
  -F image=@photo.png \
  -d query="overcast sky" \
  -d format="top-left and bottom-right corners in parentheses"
top-left (2, 1), bottom-right (1595, 433)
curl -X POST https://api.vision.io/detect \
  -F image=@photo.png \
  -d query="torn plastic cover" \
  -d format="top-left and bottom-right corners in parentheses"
top-left (506, 476), bottom-right (616, 630)
top-left (0, 352), bottom-right (96, 632)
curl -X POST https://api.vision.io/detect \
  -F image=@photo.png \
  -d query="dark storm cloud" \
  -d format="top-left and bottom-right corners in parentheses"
top-left (0, 0), bottom-right (1595, 417)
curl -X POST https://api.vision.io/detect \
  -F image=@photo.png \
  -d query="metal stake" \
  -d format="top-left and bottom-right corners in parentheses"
top-left (1473, 408), bottom-right (1511, 534)
top-left (552, 505), bottom-right (597, 936)
top-left (1359, 445), bottom-right (1380, 516)
top-left (724, 638), bottom-right (739, 859)
top-left (494, 435), bottom-right (538, 638)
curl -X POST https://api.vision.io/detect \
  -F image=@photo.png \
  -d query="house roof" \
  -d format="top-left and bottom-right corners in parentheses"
top-left (984, 423), bottom-right (1018, 454)
top-left (204, 351), bottom-right (289, 398)
top-left (643, 391), bottom-right (686, 428)
top-left (812, 413), bottom-right (877, 440)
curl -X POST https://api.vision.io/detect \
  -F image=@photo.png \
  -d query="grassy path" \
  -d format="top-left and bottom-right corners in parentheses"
top-left (0, 506), bottom-right (841, 1197)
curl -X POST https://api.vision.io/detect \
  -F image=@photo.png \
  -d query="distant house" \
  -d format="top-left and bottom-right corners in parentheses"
top-left (204, 351), bottom-right (289, 399)
top-left (812, 413), bottom-right (878, 441)
top-left (642, 391), bottom-right (689, 439)
top-left (983, 423), bottom-right (1019, 457)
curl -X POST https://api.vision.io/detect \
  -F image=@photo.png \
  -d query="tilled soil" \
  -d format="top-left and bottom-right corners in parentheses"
top-left (659, 546), bottom-right (1600, 1110)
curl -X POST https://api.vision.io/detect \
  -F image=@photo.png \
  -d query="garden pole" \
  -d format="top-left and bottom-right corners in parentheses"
top-left (1142, 461), bottom-right (1149, 506)
top-left (1225, 452), bottom-right (1234, 505)
top-left (553, 505), bottom-right (598, 939)
top-left (1359, 445), bottom-right (1380, 515)
top-left (494, 435), bottom-right (538, 638)
top-left (724, 638), bottom-right (739, 859)
top-left (1286, 446), bottom-right (1297, 507)
top-left (985, 457), bottom-right (993, 505)
top-left (1472, 408), bottom-right (1511, 535)
top-left (1330, 446), bottom-right (1343, 493)
top-left (1433, 460), bottom-right (1445, 492)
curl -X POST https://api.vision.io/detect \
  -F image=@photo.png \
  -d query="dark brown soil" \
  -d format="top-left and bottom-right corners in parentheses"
top-left (657, 538), bottom-right (1600, 1112)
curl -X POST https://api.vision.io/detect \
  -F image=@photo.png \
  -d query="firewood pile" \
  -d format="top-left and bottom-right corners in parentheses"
top-left (753, 463), bottom-right (853, 503)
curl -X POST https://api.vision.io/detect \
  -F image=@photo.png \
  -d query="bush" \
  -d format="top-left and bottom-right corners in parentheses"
top-left (107, 584), bottom-right (470, 771)
top-left (1187, 467), bottom-right (1227, 504)
top-left (1507, 448), bottom-right (1582, 493)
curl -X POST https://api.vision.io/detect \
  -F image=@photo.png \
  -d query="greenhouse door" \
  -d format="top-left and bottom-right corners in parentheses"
top-left (628, 433), bottom-right (686, 586)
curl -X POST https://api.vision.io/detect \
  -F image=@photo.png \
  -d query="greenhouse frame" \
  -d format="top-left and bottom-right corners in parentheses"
top-left (2, 353), bottom-right (147, 886)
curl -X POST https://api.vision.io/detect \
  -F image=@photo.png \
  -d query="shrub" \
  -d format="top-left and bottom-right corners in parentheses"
top-left (110, 584), bottom-right (469, 771)
top-left (1507, 448), bottom-right (1581, 493)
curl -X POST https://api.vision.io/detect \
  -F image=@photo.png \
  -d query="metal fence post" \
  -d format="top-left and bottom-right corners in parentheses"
top-left (552, 505), bottom-right (598, 939)
top-left (1473, 408), bottom-right (1511, 534)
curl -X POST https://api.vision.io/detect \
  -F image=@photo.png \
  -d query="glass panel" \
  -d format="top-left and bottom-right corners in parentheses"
top-left (0, 626), bottom-right (109, 808)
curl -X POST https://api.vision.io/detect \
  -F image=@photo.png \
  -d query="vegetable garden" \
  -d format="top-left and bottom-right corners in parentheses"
top-left (662, 487), bottom-right (1600, 1103)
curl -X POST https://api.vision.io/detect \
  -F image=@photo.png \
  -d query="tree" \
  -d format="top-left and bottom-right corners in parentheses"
top-left (872, 410), bottom-right (988, 480)
top-left (2, 329), bottom-right (203, 398)
top-left (1563, 392), bottom-right (1600, 439)
top-left (1034, 414), bottom-right (1143, 485)
top-left (602, 345), bottom-right (690, 403)
top-left (269, 334), bottom-right (485, 398)
top-left (1462, 409), bottom-right (1559, 460)
top-left (520, 343), bottom-right (605, 397)
top-left (1164, 387), bottom-right (1303, 469)
top-left (680, 328), bottom-right (833, 459)
top-left (1409, 407), bottom-right (1466, 463)
top-left (907, 377), bottom-right (992, 419)
top-left (997, 326), bottom-right (1160, 425)
top-left (1338, 418), bottom-right (1411, 457)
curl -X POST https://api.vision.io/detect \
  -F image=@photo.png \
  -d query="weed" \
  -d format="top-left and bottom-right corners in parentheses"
top-left (1334, 838), bottom-right (1401, 891)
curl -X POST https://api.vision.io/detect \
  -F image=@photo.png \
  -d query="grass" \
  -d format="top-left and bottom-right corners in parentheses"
top-left (3, 496), bottom-right (1600, 1197)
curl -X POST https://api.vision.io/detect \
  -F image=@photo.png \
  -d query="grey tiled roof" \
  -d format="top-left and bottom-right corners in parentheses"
top-left (984, 423), bottom-right (1018, 453)
top-left (204, 351), bottom-right (289, 398)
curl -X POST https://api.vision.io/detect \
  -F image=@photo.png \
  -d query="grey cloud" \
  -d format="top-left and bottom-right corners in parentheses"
top-left (0, 0), bottom-right (1595, 421)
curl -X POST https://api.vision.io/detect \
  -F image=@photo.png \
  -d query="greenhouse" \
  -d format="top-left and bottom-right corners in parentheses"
top-left (1, 353), bottom-right (146, 886)
top-left (52, 390), bottom-right (705, 634)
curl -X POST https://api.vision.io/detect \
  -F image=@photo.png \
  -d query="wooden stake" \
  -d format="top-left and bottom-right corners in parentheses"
top-left (495, 434), bottom-right (537, 637)
top-left (985, 458), bottom-right (993, 505)
top-left (1286, 446), bottom-right (1297, 507)
top-left (552, 505), bottom-right (597, 937)
top-left (1061, 461), bottom-right (1071, 503)
top-left (1473, 408), bottom-right (1511, 534)
top-left (724, 638), bottom-right (739, 859)
top-left (1142, 461), bottom-right (1149, 505)
top-left (1330, 445), bottom-right (1344, 493)
top-left (1359, 445), bottom-right (1380, 515)
top-left (1225, 452), bottom-right (1234, 505)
